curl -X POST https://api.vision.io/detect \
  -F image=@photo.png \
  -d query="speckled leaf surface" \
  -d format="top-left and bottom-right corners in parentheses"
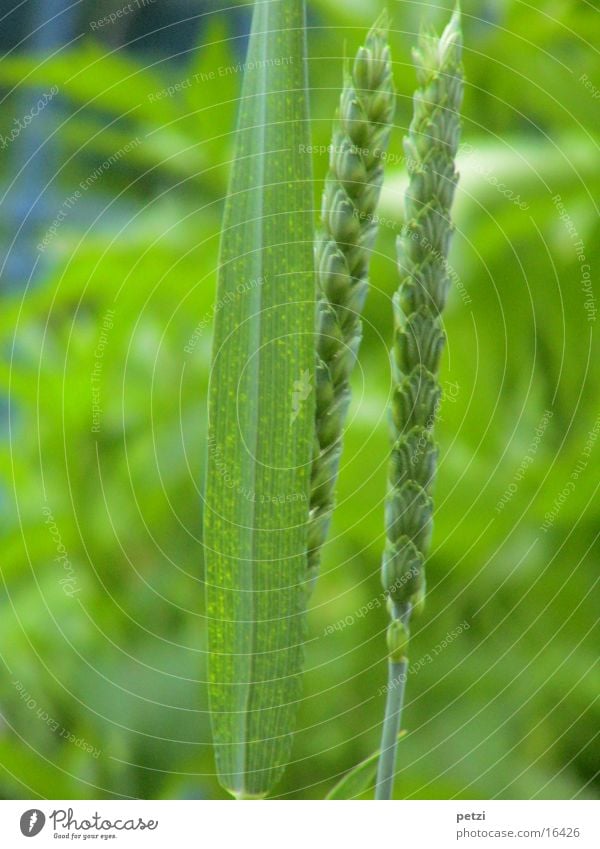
top-left (203, 0), bottom-right (315, 798)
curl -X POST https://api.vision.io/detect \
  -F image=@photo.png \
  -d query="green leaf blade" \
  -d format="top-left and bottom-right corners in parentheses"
top-left (204, 0), bottom-right (315, 798)
top-left (326, 732), bottom-right (406, 800)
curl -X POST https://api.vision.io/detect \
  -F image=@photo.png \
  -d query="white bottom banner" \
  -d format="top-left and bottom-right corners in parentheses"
top-left (0, 800), bottom-right (597, 848)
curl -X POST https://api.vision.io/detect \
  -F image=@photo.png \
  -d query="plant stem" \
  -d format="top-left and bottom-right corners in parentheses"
top-left (375, 658), bottom-right (407, 800)
top-left (375, 603), bottom-right (410, 800)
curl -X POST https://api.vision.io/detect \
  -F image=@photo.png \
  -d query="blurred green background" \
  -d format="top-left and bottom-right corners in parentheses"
top-left (0, 0), bottom-right (598, 799)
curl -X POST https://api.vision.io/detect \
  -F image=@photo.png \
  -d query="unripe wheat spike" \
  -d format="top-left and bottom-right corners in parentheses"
top-left (376, 6), bottom-right (464, 800)
top-left (308, 13), bottom-right (395, 587)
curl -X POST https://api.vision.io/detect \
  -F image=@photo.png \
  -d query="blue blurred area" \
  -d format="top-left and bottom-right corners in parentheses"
top-left (0, 0), bottom-right (248, 292)
top-left (1, 0), bottom-right (78, 291)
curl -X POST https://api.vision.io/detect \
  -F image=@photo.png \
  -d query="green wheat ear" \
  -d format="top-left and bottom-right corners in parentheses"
top-left (376, 5), bottom-right (464, 800)
top-left (308, 13), bottom-right (395, 587)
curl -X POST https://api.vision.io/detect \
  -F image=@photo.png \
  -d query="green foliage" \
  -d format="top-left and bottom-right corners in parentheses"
top-left (203, 0), bottom-right (315, 798)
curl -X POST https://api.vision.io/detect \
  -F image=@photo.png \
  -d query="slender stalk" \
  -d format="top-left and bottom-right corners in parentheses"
top-left (375, 601), bottom-right (410, 799)
top-left (307, 14), bottom-right (395, 588)
top-left (375, 660), bottom-right (407, 800)
top-left (376, 6), bottom-right (463, 800)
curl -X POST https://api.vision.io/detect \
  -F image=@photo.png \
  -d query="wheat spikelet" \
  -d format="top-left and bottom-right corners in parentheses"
top-left (308, 14), bottom-right (395, 586)
top-left (376, 7), bottom-right (463, 800)
top-left (382, 7), bottom-right (463, 630)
